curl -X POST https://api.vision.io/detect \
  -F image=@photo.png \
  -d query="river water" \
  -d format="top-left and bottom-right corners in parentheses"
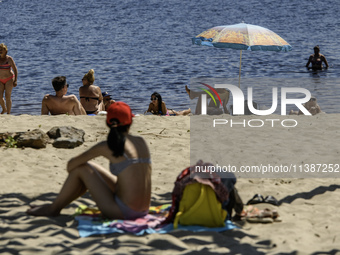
top-left (1, 0), bottom-right (339, 115)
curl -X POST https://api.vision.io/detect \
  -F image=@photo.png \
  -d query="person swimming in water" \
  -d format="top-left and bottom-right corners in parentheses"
top-left (0, 43), bottom-right (18, 114)
top-left (306, 46), bottom-right (329, 71)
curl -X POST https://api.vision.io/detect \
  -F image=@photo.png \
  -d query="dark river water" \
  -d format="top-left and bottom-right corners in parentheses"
top-left (1, 0), bottom-right (339, 115)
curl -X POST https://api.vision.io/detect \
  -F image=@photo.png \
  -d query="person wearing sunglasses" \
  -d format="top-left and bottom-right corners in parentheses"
top-left (145, 92), bottom-right (191, 116)
top-left (41, 76), bottom-right (86, 115)
top-left (79, 69), bottom-right (105, 115)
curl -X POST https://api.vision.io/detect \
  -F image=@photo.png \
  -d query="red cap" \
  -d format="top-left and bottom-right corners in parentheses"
top-left (106, 102), bottom-right (134, 126)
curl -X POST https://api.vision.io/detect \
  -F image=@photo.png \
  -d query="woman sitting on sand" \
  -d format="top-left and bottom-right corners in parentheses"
top-left (289, 96), bottom-right (322, 116)
top-left (27, 102), bottom-right (152, 219)
top-left (0, 43), bottom-right (18, 114)
top-left (79, 69), bottom-right (104, 115)
top-left (145, 92), bottom-right (191, 116)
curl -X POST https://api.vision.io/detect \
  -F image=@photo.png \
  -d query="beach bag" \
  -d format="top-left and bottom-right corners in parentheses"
top-left (173, 182), bottom-right (227, 229)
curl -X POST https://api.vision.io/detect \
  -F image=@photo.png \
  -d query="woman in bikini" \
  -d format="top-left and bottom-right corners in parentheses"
top-left (79, 69), bottom-right (104, 115)
top-left (0, 43), bottom-right (18, 114)
top-left (27, 102), bottom-right (152, 219)
top-left (145, 92), bottom-right (191, 116)
top-left (306, 45), bottom-right (329, 71)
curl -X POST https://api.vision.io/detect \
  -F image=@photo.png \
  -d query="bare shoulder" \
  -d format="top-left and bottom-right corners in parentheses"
top-left (7, 55), bottom-right (14, 64)
top-left (67, 94), bottom-right (80, 101)
top-left (42, 94), bottom-right (52, 101)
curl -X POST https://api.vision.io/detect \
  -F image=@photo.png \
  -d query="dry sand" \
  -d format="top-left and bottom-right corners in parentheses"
top-left (0, 113), bottom-right (340, 254)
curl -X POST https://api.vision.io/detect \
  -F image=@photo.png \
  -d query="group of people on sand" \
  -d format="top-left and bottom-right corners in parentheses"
top-left (42, 70), bottom-right (116, 116)
top-left (22, 45), bottom-right (328, 220)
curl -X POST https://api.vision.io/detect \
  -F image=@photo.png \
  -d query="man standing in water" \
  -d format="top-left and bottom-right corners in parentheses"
top-left (41, 76), bottom-right (86, 115)
top-left (306, 45), bottom-right (329, 70)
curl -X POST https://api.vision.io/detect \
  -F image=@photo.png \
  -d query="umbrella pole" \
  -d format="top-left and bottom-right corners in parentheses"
top-left (238, 50), bottom-right (242, 88)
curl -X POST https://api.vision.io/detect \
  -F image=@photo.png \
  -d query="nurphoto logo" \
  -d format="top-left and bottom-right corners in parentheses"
top-left (200, 84), bottom-right (312, 116)
top-left (194, 83), bottom-right (312, 128)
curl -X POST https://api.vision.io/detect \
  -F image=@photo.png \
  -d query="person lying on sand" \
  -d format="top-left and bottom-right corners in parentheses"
top-left (145, 92), bottom-right (191, 116)
top-left (289, 96), bottom-right (322, 116)
top-left (28, 102), bottom-right (152, 219)
top-left (185, 85), bottom-right (230, 115)
top-left (41, 76), bottom-right (86, 115)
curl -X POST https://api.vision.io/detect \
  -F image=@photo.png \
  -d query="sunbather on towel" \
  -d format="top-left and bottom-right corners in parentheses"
top-left (27, 102), bottom-right (152, 220)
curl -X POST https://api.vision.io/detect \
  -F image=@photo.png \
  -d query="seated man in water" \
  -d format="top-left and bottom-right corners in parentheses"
top-left (41, 76), bottom-right (86, 115)
top-left (306, 45), bottom-right (329, 71)
top-left (289, 96), bottom-right (322, 116)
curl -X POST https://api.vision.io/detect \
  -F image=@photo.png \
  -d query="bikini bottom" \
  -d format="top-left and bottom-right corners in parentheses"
top-left (115, 195), bottom-right (148, 220)
top-left (86, 109), bottom-right (97, 115)
top-left (0, 74), bottom-right (15, 84)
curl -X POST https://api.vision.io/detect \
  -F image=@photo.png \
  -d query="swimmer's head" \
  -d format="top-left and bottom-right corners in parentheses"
top-left (314, 45), bottom-right (320, 53)
top-left (0, 43), bottom-right (8, 54)
top-left (82, 69), bottom-right (95, 83)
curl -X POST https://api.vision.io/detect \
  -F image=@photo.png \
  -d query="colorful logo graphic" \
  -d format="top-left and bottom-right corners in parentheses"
top-left (198, 82), bottom-right (222, 107)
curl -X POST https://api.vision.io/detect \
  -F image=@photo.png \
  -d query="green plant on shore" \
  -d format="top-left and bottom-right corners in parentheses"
top-left (5, 136), bottom-right (17, 148)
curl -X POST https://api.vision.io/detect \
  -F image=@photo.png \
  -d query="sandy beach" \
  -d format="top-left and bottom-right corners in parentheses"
top-left (1, 113), bottom-right (340, 254)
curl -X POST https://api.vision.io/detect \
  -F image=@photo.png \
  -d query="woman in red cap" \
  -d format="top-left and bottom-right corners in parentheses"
top-left (27, 102), bottom-right (152, 220)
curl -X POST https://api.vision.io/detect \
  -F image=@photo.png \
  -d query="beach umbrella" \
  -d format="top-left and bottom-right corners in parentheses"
top-left (192, 23), bottom-right (292, 87)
